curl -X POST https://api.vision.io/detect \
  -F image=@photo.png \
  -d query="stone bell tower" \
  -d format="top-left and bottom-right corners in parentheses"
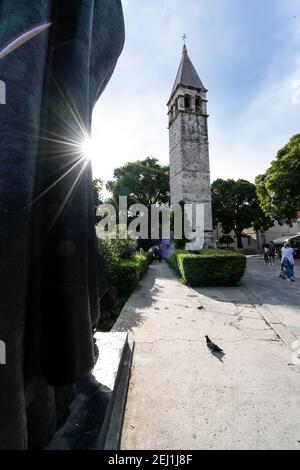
top-left (168, 44), bottom-right (213, 248)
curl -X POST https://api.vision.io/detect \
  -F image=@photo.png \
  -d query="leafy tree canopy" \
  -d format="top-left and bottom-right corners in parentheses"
top-left (92, 178), bottom-right (104, 218)
top-left (212, 179), bottom-right (273, 248)
top-left (106, 157), bottom-right (169, 208)
top-left (218, 234), bottom-right (235, 247)
top-left (256, 134), bottom-right (300, 225)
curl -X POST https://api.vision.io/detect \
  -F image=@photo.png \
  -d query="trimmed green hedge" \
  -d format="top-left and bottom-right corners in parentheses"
top-left (108, 252), bottom-right (152, 296)
top-left (169, 249), bottom-right (246, 286)
top-left (167, 250), bottom-right (185, 273)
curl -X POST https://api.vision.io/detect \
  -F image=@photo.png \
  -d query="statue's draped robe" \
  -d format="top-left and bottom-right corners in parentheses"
top-left (0, 0), bottom-right (124, 449)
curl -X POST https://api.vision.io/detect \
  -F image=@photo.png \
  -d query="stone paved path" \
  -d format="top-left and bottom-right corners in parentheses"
top-left (114, 260), bottom-right (300, 450)
top-left (243, 256), bottom-right (300, 341)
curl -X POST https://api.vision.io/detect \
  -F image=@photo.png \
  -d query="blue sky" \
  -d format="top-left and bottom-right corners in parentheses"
top-left (91, 0), bottom-right (300, 186)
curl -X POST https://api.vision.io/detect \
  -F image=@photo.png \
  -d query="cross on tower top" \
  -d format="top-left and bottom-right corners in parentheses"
top-left (181, 33), bottom-right (187, 45)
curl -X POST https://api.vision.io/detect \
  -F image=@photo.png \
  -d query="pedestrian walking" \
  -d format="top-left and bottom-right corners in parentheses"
top-left (157, 245), bottom-right (163, 263)
top-left (268, 242), bottom-right (276, 265)
top-left (263, 244), bottom-right (269, 265)
top-left (153, 246), bottom-right (159, 261)
top-left (281, 242), bottom-right (295, 282)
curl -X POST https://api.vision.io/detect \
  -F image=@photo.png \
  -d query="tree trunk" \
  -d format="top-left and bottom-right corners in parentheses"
top-left (236, 233), bottom-right (244, 249)
top-left (256, 230), bottom-right (260, 250)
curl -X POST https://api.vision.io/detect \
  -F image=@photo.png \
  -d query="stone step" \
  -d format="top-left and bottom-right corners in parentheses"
top-left (46, 332), bottom-right (132, 450)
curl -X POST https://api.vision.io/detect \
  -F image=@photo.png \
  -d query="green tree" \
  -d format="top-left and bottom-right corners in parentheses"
top-left (212, 179), bottom-right (273, 249)
top-left (106, 157), bottom-right (170, 208)
top-left (106, 158), bottom-right (169, 250)
top-left (256, 134), bottom-right (300, 224)
top-left (92, 178), bottom-right (104, 219)
top-left (218, 234), bottom-right (235, 248)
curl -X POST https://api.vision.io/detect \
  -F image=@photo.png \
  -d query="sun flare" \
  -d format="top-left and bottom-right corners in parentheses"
top-left (80, 136), bottom-right (94, 161)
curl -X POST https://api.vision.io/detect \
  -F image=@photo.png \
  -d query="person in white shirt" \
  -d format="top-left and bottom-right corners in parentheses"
top-left (263, 245), bottom-right (269, 264)
top-left (281, 242), bottom-right (295, 281)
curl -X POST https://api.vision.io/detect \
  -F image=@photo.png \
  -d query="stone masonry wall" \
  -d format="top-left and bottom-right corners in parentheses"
top-left (169, 88), bottom-right (213, 247)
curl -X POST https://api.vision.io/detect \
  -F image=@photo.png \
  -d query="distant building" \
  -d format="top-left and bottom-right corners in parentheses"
top-left (215, 212), bottom-right (300, 251)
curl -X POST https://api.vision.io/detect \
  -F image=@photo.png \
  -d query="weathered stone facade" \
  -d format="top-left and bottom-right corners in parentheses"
top-left (168, 47), bottom-right (213, 248)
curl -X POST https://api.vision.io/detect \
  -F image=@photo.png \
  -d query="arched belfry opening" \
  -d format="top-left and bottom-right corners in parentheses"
top-left (174, 97), bottom-right (179, 114)
top-left (184, 94), bottom-right (191, 110)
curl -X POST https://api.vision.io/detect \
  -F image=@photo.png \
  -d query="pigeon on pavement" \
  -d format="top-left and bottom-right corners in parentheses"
top-left (205, 335), bottom-right (223, 353)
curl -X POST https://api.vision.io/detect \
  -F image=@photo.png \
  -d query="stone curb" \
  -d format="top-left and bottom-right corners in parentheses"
top-left (104, 339), bottom-right (134, 449)
top-left (46, 332), bottom-right (132, 450)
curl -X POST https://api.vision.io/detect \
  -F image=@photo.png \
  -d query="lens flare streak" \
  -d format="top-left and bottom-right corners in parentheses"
top-left (0, 22), bottom-right (52, 60)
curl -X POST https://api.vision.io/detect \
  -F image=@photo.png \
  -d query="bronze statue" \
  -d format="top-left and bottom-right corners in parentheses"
top-left (0, 0), bottom-right (124, 449)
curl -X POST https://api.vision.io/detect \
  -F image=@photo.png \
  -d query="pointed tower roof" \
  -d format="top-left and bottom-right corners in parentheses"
top-left (168, 45), bottom-right (207, 103)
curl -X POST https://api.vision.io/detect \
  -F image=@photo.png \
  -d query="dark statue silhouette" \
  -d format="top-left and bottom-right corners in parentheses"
top-left (0, 0), bottom-right (125, 449)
